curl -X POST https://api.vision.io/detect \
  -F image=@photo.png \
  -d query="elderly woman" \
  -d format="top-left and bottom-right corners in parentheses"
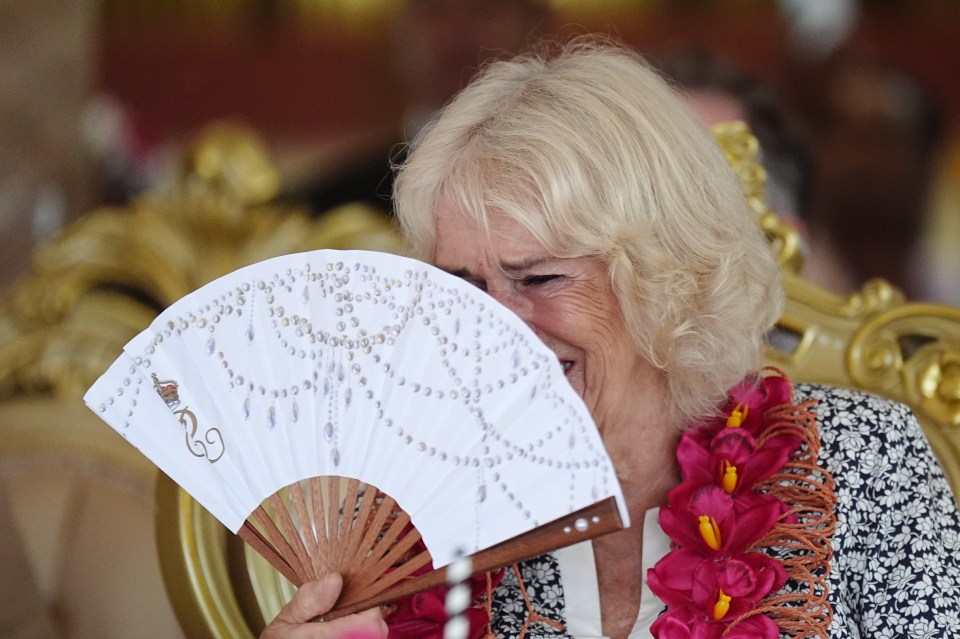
top-left (263, 40), bottom-right (960, 639)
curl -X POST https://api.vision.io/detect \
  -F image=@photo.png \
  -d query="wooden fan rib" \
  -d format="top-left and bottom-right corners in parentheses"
top-left (325, 475), bottom-right (342, 565)
top-left (333, 478), bottom-right (361, 571)
top-left (340, 481), bottom-right (380, 568)
top-left (343, 547), bottom-right (433, 607)
top-left (267, 492), bottom-right (315, 582)
top-left (350, 509), bottom-right (412, 584)
top-left (348, 518), bottom-right (420, 594)
top-left (309, 476), bottom-right (330, 573)
top-left (252, 505), bottom-right (308, 581)
top-left (288, 481), bottom-right (321, 576)
top-left (238, 521), bottom-right (301, 587)
top-left (346, 492), bottom-right (399, 573)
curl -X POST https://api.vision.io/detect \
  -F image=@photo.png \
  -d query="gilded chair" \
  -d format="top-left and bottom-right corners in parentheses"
top-left (0, 124), bottom-right (403, 639)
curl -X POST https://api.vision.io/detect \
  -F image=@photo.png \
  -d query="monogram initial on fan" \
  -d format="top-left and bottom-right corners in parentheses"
top-left (152, 373), bottom-right (225, 463)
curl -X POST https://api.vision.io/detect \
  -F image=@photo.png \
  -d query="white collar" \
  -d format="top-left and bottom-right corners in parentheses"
top-left (553, 507), bottom-right (669, 638)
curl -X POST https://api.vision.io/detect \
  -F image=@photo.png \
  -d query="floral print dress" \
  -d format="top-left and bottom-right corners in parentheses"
top-left (488, 384), bottom-right (960, 639)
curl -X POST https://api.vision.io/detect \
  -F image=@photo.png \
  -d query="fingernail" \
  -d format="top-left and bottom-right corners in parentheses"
top-left (319, 572), bottom-right (342, 589)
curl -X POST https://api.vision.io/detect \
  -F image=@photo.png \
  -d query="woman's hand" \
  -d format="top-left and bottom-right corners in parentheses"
top-left (260, 573), bottom-right (388, 639)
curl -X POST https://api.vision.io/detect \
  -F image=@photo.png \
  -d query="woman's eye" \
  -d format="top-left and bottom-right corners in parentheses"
top-left (466, 279), bottom-right (487, 292)
top-left (521, 274), bottom-right (561, 286)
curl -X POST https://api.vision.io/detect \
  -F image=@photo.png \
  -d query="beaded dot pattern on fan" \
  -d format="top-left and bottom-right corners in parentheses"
top-left (85, 249), bottom-right (628, 572)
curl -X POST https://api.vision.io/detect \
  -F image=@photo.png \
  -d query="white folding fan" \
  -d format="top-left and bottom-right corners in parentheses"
top-left (84, 249), bottom-right (629, 617)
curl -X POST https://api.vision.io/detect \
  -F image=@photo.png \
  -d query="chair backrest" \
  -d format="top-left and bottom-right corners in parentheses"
top-left (767, 274), bottom-right (960, 488)
top-left (768, 272), bottom-right (960, 491)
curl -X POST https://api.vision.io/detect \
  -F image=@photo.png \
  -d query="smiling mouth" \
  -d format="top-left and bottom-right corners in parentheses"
top-left (561, 360), bottom-right (574, 374)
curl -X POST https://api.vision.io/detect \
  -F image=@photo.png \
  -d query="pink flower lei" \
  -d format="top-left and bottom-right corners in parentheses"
top-left (648, 369), bottom-right (837, 639)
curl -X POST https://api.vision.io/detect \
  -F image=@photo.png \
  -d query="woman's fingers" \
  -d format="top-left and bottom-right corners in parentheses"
top-left (260, 574), bottom-right (388, 639)
top-left (276, 574), bottom-right (345, 624)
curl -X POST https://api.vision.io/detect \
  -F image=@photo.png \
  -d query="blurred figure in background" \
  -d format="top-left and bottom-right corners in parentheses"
top-left (650, 48), bottom-right (858, 289)
top-left (804, 55), bottom-right (945, 300)
top-left (919, 141), bottom-right (960, 305)
top-left (652, 48), bottom-right (815, 241)
top-left (290, 0), bottom-right (554, 216)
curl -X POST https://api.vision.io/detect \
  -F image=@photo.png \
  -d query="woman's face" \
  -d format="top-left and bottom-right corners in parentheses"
top-left (433, 204), bottom-right (668, 443)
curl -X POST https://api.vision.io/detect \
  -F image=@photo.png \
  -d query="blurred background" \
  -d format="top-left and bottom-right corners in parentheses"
top-left (2, 0), bottom-right (959, 301)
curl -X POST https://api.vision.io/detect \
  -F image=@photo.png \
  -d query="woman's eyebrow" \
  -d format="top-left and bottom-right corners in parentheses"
top-left (438, 266), bottom-right (473, 279)
top-left (499, 255), bottom-right (556, 273)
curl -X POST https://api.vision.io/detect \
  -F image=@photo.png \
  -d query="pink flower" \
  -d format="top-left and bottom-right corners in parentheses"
top-left (706, 554), bottom-right (785, 603)
top-left (650, 609), bottom-right (724, 639)
top-left (650, 608), bottom-right (780, 639)
top-left (722, 615), bottom-right (781, 639)
top-left (388, 593), bottom-right (491, 639)
top-left (727, 374), bottom-right (793, 435)
top-left (386, 536), bottom-right (503, 639)
top-left (648, 550), bottom-right (785, 620)
top-left (688, 374), bottom-right (793, 438)
top-left (678, 426), bottom-right (801, 495)
top-left (659, 485), bottom-right (786, 556)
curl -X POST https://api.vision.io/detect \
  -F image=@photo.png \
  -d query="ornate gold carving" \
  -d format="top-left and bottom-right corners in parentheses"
top-left (712, 121), bottom-right (804, 274)
top-left (713, 122), bottom-right (766, 216)
top-left (857, 306), bottom-right (960, 493)
top-left (0, 123), bottom-right (403, 400)
top-left (918, 353), bottom-right (960, 426)
top-left (838, 277), bottom-right (905, 318)
top-left (848, 327), bottom-right (903, 388)
top-left (849, 304), bottom-right (960, 424)
top-left (155, 476), bottom-right (257, 639)
top-left (767, 270), bottom-right (960, 495)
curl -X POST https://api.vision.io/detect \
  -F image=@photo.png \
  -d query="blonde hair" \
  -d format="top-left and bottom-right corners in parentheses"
top-left (394, 38), bottom-right (784, 426)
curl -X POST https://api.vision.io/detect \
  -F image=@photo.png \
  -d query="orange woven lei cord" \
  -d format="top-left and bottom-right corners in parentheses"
top-left (749, 396), bottom-right (837, 637)
top-left (649, 368), bottom-right (837, 639)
